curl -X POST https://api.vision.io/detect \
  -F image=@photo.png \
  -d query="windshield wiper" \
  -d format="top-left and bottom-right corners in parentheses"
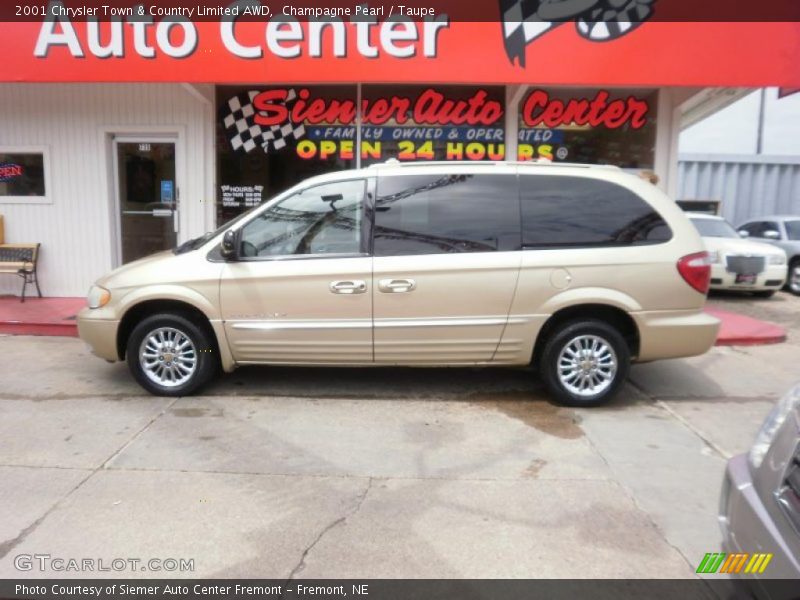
top-left (174, 232), bottom-right (214, 255)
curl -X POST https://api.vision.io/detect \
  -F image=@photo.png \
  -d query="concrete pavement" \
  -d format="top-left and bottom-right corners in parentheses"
top-left (0, 292), bottom-right (797, 579)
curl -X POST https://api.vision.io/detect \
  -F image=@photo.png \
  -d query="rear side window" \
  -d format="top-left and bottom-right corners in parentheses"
top-left (520, 175), bottom-right (672, 248)
top-left (374, 173), bottom-right (520, 256)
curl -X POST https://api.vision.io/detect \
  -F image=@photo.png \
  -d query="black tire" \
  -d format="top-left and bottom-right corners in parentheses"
top-left (753, 290), bottom-right (776, 299)
top-left (539, 319), bottom-right (630, 408)
top-left (126, 313), bottom-right (217, 397)
top-left (788, 258), bottom-right (800, 296)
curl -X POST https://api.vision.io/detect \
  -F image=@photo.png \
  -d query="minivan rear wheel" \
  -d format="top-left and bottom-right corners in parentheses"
top-left (126, 313), bottom-right (217, 397)
top-left (540, 319), bottom-right (630, 407)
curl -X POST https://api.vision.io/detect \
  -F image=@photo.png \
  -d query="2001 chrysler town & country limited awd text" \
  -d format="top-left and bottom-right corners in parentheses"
top-left (78, 161), bottom-right (720, 406)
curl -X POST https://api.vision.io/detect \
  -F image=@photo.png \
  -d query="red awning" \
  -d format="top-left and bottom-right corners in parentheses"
top-left (2, 21), bottom-right (799, 87)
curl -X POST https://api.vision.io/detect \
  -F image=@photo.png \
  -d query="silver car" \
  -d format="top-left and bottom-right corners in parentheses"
top-left (737, 216), bottom-right (800, 295)
top-left (719, 384), bottom-right (800, 597)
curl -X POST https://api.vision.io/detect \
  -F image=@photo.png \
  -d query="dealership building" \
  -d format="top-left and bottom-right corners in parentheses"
top-left (0, 7), bottom-right (798, 296)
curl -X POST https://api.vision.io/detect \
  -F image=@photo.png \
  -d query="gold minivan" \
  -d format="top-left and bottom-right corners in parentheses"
top-left (79, 162), bottom-right (719, 406)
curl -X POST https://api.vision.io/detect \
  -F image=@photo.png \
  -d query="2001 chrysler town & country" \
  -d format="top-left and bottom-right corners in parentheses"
top-left (78, 161), bottom-right (720, 406)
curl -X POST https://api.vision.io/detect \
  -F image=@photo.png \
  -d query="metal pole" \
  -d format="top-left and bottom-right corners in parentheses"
top-left (504, 85), bottom-right (528, 161)
top-left (756, 88), bottom-right (766, 154)
top-left (355, 82), bottom-right (362, 169)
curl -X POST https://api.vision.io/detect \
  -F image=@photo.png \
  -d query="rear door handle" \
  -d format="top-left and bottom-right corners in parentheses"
top-left (378, 278), bottom-right (416, 293)
top-left (329, 280), bottom-right (367, 295)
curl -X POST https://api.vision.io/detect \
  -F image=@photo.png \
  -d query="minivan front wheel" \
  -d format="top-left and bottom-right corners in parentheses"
top-left (126, 314), bottom-right (217, 396)
top-left (540, 320), bottom-right (630, 407)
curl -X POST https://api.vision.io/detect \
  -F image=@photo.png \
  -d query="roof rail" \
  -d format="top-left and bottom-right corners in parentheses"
top-left (367, 160), bottom-right (620, 170)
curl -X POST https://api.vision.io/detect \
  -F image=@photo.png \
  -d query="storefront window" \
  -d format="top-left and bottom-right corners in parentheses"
top-left (516, 88), bottom-right (658, 168)
top-left (216, 85), bottom-right (659, 227)
top-left (359, 85), bottom-right (505, 166)
top-left (0, 152), bottom-right (46, 197)
top-left (216, 85), bottom-right (356, 226)
top-left (215, 85), bottom-right (506, 225)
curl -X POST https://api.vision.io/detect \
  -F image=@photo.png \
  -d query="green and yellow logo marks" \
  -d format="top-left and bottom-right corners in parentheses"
top-left (697, 552), bottom-right (773, 574)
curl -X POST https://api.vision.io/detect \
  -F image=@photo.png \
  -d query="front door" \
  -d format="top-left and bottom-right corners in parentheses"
top-left (372, 169), bottom-right (522, 364)
top-left (219, 178), bottom-right (373, 364)
top-left (114, 139), bottom-right (178, 264)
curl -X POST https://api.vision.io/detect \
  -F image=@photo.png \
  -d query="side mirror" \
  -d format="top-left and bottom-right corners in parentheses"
top-left (763, 230), bottom-right (781, 241)
top-left (221, 230), bottom-right (238, 260)
top-left (738, 230), bottom-right (750, 238)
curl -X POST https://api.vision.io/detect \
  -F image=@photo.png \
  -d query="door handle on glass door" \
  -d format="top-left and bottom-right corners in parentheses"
top-left (329, 280), bottom-right (367, 294)
top-left (378, 279), bottom-right (416, 293)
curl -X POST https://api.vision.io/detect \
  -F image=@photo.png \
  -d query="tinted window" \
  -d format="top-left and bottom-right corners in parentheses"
top-left (374, 174), bottom-right (520, 256)
top-left (785, 220), bottom-right (800, 241)
top-left (742, 221), bottom-right (780, 238)
top-left (520, 175), bottom-right (671, 248)
top-left (239, 179), bottom-right (364, 258)
top-left (739, 222), bottom-right (761, 236)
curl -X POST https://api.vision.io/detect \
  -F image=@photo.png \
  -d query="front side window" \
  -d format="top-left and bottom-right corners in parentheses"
top-left (785, 220), bottom-right (800, 241)
top-left (742, 221), bottom-right (780, 238)
top-left (238, 179), bottom-right (365, 258)
top-left (520, 175), bottom-right (672, 248)
top-left (374, 173), bottom-right (520, 256)
top-left (739, 222), bottom-right (764, 236)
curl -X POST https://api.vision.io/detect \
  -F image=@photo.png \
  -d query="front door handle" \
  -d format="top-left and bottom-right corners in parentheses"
top-left (330, 280), bottom-right (367, 295)
top-left (378, 278), bottom-right (416, 293)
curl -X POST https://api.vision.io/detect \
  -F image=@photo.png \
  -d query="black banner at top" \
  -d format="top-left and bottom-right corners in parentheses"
top-left (3, 0), bottom-right (800, 22)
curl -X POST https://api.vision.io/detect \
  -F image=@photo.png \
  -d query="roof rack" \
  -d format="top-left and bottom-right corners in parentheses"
top-left (368, 159), bottom-right (620, 170)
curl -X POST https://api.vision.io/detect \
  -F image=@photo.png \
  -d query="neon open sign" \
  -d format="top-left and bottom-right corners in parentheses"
top-left (0, 163), bottom-right (23, 182)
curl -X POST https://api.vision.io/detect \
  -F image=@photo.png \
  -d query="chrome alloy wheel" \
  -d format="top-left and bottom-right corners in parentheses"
top-left (557, 334), bottom-right (618, 397)
top-left (791, 265), bottom-right (800, 294)
top-left (139, 327), bottom-right (197, 388)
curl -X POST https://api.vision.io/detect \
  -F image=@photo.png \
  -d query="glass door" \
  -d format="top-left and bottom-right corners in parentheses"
top-left (114, 139), bottom-right (178, 264)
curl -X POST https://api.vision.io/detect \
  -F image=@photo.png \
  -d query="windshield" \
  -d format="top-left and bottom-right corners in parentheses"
top-left (690, 217), bottom-right (739, 239)
top-left (785, 220), bottom-right (800, 241)
top-left (173, 204), bottom-right (261, 255)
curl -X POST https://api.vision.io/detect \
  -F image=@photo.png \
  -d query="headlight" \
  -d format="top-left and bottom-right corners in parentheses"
top-left (707, 250), bottom-right (721, 264)
top-left (768, 253), bottom-right (786, 265)
top-left (749, 385), bottom-right (800, 469)
top-left (87, 285), bottom-right (111, 309)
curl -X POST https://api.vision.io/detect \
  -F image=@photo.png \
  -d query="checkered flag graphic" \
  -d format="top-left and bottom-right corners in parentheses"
top-left (222, 89), bottom-right (306, 153)
top-left (575, 0), bottom-right (656, 41)
top-left (500, 0), bottom-right (656, 66)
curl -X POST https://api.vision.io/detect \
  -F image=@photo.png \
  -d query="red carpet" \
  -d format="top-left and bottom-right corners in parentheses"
top-left (705, 307), bottom-right (787, 346)
top-left (0, 296), bottom-right (84, 337)
top-left (0, 297), bottom-right (788, 346)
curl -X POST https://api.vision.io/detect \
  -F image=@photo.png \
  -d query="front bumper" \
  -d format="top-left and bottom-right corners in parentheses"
top-left (709, 263), bottom-right (786, 292)
top-left (719, 454), bottom-right (800, 591)
top-left (77, 306), bottom-right (120, 362)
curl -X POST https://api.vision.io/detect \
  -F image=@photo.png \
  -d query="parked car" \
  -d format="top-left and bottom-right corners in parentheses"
top-left (737, 216), bottom-right (800, 296)
top-left (687, 213), bottom-right (787, 298)
top-left (78, 162), bottom-right (719, 406)
top-left (719, 384), bottom-right (800, 597)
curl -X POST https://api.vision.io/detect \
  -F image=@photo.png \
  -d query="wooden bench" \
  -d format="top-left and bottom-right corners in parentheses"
top-left (0, 242), bottom-right (42, 303)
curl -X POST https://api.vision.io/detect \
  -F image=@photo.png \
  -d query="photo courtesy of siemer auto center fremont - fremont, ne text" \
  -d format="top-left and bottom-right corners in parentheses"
top-left (1, 0), bottom-right (800, 599)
